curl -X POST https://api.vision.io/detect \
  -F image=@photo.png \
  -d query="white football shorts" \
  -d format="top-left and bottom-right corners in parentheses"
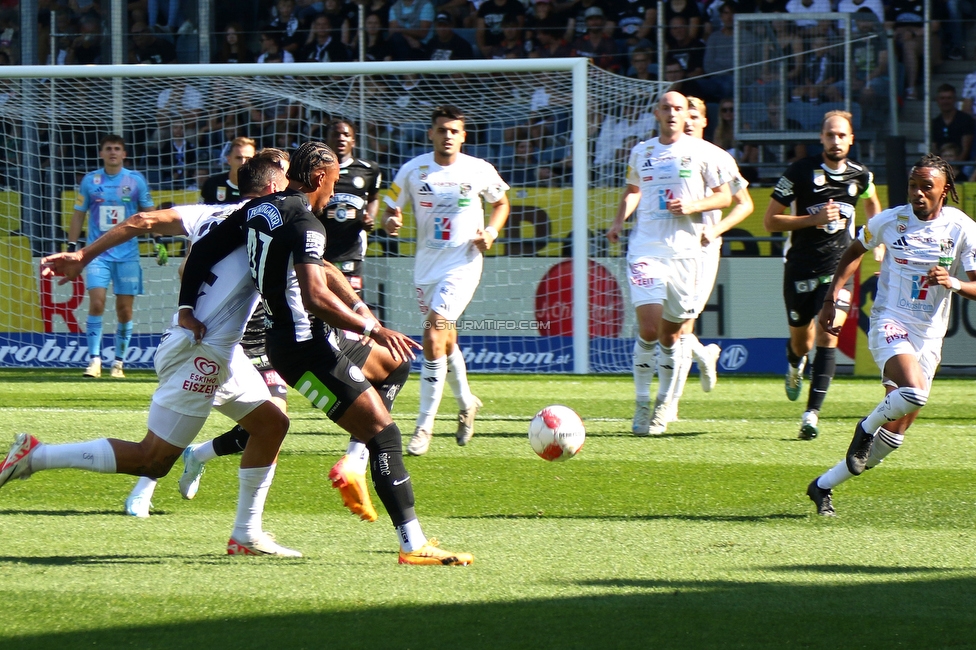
top-left (868, 318), bottom-right (941, 388)
top-left (694, 245), bottom-right (721, 314)
top-left (416, 267), bottom-right (481, 323)
top-left (627, 256), bottom-right (700, 322)
top-left (150, 329), bottom-right (270, 447)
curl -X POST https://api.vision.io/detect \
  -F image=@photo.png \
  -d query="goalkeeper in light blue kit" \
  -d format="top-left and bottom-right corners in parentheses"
top-left (67, 134), bottom-right (155, 379)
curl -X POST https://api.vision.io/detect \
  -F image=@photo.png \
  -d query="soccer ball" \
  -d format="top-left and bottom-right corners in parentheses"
top-left (528, 405), bottom-right (586, 462)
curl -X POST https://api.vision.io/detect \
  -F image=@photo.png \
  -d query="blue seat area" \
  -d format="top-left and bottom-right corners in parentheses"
top-left (739, 102), bottom-right (768, 130)
top-left (785, 103), bottom-right (823, 130)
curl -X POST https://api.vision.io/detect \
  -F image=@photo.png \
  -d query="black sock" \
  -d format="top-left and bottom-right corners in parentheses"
top-left (786, 341), bottom-right (804, 368)
top-left (377, 360), bottom-right (411, 413)
top-left (806, 346), bottom-right (836, 412)
top-left (366, 423), bottom-right (415, 526)
top-left (212, 425), bottom-right (250, 457)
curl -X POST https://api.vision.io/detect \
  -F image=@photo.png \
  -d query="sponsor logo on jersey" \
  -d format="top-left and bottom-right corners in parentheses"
top-left (420, 201), bottom-right (433, 208)
top-left (305, 231), bottom-right (325, 256)
top-left (417, 183), bottom-right (434, 196)
top-left (458, 198), bottom-right (471, 207)
top-left (216, 186), bottom-right (227, 201)
top-left (419, 166), bottom-right (429, 180)
top-left (628, 261), bottom-right (656, 287)
top-left (93, 174), bottom-right (102, 185)
top-left (121, 185), bottom-right (131, 195)
top-left (249, 203), bottom-right (283, 230)
top-left (813, 170), bottom-right (826, 186)
top-left (890, 235), bottom-right (909, 251)
top-left (641, 159), bottom-right (653, 171)
top-left (897, 223), bottom-right (907, 233)
top-left (848, 183), bottom-right (857, 196)
top-left (894, 257), bottom-right (908, 264)
top-left (353, 176), bottom-right (365, 188)
top-left (460, 183), bottom-right (471, 196)
top-left (909, 275), bottom-right (931, 304)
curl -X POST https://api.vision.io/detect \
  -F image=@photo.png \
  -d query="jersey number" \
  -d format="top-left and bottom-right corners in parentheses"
top-left (247, 230), bottom-right (274, 294)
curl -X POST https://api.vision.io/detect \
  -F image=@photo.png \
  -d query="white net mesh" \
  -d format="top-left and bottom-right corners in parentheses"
top-left (0, 63), bottom-right (668, 372)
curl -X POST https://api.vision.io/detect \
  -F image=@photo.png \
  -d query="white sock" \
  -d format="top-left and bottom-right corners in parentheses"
top-left (633, 337), bottom-right (657, 402)
top-left (445, 347), bottom-right (475, 410)
top-left (192, 440), bottom-right (218, 464)
top-left (396, 518), bottom-right (428, 552)
top-left (30, 438), bottom-right (117, 473)
top-left (818, 460), bottom-right (855, 490)
top-left (417, 356), bottom-right (447, 431)
top-left (866, 427), bottom-right (905, 469)
top-left (687, 333), bottom-right (707, 364)
top-left (128, 476), bottom-right (157, 501)
top-left (656, 340), bottom-right (683, 402)
top-left (863, 387), bottom-right (928, 433)
top-left (671, 334), bottom-right (697, 401)
top-left (232, 464), bottom-right (276, 541)
top-left (345, 439), bottom-right (369, 474)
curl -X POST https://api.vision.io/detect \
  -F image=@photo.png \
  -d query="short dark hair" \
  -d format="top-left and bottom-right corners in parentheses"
top-left (431, 105), bottom-right (466, 127)
top-left (937, 83), bottom-right (957, 96)
top-left (288, 141), bottom-right (337, 187)
top-left (99, 134), bottom-right (125, 149)
top-left (238, 156), bottom-right (285, 196)
top-left (326, 119), bottom-right (356, 139)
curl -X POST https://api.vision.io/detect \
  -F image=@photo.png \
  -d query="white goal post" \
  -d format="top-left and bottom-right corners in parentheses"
top-left (0, 59), bottom-right (671, 373)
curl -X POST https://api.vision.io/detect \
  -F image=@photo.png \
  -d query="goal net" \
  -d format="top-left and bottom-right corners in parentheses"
top-left (0, 60), bottom-right (669, 372)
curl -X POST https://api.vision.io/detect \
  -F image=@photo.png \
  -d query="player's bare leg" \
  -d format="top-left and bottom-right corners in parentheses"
top-left (785, 321), bottom-right (815, 401)
top-left (808, 354), bottom-right (926, 515)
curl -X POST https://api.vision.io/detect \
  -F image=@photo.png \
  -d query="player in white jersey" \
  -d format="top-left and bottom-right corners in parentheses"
top-left (807, 154), bottom-right (976, 516)
top-left (666, 97), bottom-right (755, 422)
top-left (384, 105), bottom-right (511, 456)
top-left (1, 157), bottom-right (304, 556)
top-left (607, 91), bottom-right (733, 436)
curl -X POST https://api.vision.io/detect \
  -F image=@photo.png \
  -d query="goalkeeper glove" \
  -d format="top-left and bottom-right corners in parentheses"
top-left (154, 242), bottom-right (168, 266)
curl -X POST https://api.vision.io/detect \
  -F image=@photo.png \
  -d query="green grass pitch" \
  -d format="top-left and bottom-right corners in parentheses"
top-left (1, 369), bottom-right (976, 649)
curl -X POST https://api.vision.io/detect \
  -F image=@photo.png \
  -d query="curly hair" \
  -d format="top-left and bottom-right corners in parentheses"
top-left (912, 153), bottom-right (959, 204)
top-left (288, 141), bottom-right (337, 188)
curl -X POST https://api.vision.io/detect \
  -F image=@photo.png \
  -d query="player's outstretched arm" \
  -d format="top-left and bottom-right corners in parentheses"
top-left (322, 262), bottom-right (375, 317)
top-left (42, 208), bottom-right (187, 283)
top-left (818, 239), bottom-right (868, 335)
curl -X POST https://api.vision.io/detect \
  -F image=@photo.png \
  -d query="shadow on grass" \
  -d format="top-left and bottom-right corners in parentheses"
top-left (0, 554), bottom-right (307, 567)
top-left (455, 513), bottom-right (807, 522)
top-left (0, 509), bottom-right (135, 517)
top-left (4, 575), bottom-right (976, 649)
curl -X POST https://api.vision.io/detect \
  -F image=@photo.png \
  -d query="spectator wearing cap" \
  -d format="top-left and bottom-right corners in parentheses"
top-left (426, 12), bottom-right (475, 59)
top-left (526, 0), bottom-right (575, 53)
top-left (571, 6), bottom-right (620, 73)
top-left (568, 0), bottom-right (616, 40)
top-left (476, 0), bottom-right (525, 58)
